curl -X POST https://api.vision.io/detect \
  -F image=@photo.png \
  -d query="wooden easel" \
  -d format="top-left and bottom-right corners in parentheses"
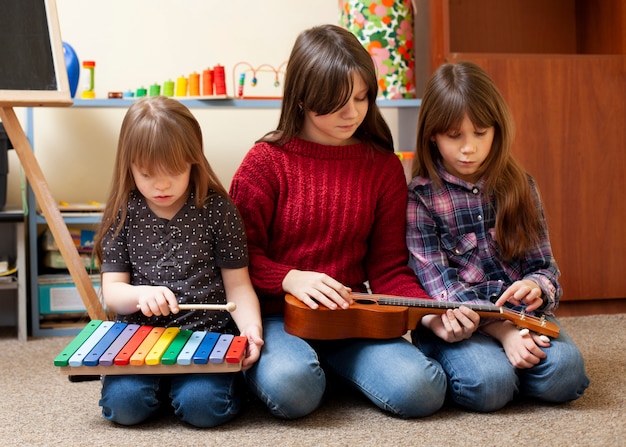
top-left (0, 0), bottom-right (106, 321)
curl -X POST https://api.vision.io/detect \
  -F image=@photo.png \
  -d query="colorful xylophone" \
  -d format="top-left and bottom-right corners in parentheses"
top-left (54, 320), bottom-right (247, 375)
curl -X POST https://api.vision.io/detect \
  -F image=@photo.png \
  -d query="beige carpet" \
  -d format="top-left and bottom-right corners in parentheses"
top-left (0, 313), bottom-right (624, 447)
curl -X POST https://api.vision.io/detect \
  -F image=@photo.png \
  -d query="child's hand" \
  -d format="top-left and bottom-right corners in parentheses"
top-left (497, 323), bottom-right (549, 368)
top-left (495, 279), bottom-right (543, 312)
top-left (239, 325), bottom-right (264, 370)
top-left (282, 269), bottom-right (352, 310)
top-left (136, 285), bottom-right (179, 317)
top-left (422, 306), bottom-right (480, 342)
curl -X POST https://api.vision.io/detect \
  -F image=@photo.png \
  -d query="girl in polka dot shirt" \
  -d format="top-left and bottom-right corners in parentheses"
top-left (94, 96), bottom-right (263, 428)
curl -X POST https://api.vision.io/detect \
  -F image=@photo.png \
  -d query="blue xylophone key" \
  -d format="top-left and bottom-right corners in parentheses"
top-left (68, 321), bottom-right (115, 367)
top-left (176, 331), bottom-right (207, 365)
top-left (83, 322), bottom-right (128, 366)
top-left (209, 334), bottom-right (235, 364)
top-left (99, 324), bottom-right (140, 366)
top-left (193, 332), bottom-right (220, 365)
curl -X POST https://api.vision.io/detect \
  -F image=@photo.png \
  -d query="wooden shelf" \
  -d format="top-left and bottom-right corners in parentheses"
top-left (69, 98), bottom-right (421, 109)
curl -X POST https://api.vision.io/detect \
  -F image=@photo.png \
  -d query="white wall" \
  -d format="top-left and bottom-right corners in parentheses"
top-left (5, 0), bottom-right (429, 206)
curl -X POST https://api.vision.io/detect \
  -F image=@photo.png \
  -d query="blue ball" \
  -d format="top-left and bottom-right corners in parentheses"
top-left (63, 42), bottom-right (80, 98)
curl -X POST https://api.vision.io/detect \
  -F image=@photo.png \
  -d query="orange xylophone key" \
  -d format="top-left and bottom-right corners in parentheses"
top-left (130, 327), bottom-right (165, 366)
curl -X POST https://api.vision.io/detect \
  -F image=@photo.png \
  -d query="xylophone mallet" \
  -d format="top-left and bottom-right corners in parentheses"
top-left (135, 303), bottom-right (237, 312)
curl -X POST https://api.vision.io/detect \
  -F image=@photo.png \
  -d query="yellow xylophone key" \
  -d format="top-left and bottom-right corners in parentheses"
top-left (130, 327), bottom-right (165, 366)
top-left (145, 327), bottom-right (180, 365)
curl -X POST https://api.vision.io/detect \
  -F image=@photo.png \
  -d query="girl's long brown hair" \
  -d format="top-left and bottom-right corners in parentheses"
top-left (94, 96), bottom-right (228, 265)
top-left (413, 62), bottom-right (543, 260)
top-left (260, 24), bottom-right (394, 152)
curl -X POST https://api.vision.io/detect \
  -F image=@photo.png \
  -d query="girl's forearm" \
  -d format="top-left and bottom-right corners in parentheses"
top-left (230, 295), bottom-right (263, 334)
top-left (102, 282), bottom-right (143, 315)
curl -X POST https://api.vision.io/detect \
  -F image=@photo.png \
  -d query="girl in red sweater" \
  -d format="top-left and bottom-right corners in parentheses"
top-left (229, 24), bottom-right (446, 419)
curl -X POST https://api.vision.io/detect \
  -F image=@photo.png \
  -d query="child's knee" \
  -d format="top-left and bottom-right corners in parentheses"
top-left (451, 367), bottom-right (517, 412)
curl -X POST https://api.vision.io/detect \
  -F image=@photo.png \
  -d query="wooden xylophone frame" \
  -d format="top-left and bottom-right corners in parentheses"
top-left (54, 320), bottom-right (247, 375)
top-left (59, 362), bottom-right (243, 376)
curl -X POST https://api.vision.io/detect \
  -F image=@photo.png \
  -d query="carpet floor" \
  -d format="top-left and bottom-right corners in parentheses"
top-left (0, 313), bottom-right (624, 447)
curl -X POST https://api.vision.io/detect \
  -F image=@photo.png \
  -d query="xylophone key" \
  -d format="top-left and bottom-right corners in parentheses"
top-left (114, 325), bottom-right (153, 366)
top-left (193, 332), bottom-right (220, 365)
top-left (209, 334), bottom-right (235, 364)
top-left (161, 329), bottom-right (193, 365)
top-left (68, 321), bottom-right (115, 367)
top-left (54, 320), bottom-right (103, 367)
top-left (176, 331), bottom-right (206, 365)
top-left (83, 322), bottom-right (127, 366)
top-left (130, 327), bottom-right (165, 366)
top-left (99, 324), bottom-right (140, 366)
top-left (145, 327), bottom-right (180, 365)
top-left (225, 336), bottom-right (248, 364)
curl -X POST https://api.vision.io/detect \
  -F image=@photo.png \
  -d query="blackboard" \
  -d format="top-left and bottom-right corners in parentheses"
top-left (0, 0), bottom-right (71, 106)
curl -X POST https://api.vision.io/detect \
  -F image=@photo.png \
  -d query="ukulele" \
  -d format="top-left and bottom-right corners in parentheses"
top-left (284, 293), bottom-right (560, 340)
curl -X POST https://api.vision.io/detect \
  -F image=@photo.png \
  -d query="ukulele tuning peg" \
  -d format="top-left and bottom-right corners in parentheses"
top-left (539, 315), bottom-right (547, 327)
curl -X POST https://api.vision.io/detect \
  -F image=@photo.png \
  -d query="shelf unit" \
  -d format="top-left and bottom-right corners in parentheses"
top-left (25, 98), bottom-right (421, 336)
top-left (429, 0), bottom-right (625, 301)
top-left (0, 208), bottom-right (27, 341)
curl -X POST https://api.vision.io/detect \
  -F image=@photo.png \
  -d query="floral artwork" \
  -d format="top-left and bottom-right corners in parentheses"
top-left (339, 0), bottom-right (416, 99)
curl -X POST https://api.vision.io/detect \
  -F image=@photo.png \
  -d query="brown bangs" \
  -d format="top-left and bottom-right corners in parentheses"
top-left (129, 119), bottom-right (194, 175)
top-left (431, 92), bottom-right (466, 135)
top-left (303, 59), bottom-right (354, 115)
top-left (466, 94), bottom-right (499, 131)
top-left (301, 51), bottom-right (376, 116)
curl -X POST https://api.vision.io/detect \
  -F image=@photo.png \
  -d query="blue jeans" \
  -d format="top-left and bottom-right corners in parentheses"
top-left (100, 373), bottom-right (242, 427)
top-left (243, 315), bottom-right (447, 419)
top-left (412, 316), bottom-right (589, 412)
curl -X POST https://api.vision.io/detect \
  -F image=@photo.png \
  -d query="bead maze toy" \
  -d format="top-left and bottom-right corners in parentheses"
top-left (231, 61), bottom-right (287, 99)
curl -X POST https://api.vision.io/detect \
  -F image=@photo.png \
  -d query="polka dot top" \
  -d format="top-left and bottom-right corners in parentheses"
top-left (100, 189), bottom-right (248, 333)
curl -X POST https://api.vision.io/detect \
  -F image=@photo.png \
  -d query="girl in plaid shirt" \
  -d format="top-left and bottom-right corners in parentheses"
top-left (406, 61), bottom-right (588, 412)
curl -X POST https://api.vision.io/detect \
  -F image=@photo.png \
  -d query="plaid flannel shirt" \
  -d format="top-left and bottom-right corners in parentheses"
top-left (406, 162), bottom-right (560, 314)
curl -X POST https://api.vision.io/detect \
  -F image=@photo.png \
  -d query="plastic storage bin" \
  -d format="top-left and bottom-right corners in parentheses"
top-left (38, 274), bottom-right (101, 315)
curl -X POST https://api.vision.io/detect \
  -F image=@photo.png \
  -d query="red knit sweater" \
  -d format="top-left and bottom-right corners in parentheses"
top-left (230, 138), bottom-right (430, 314)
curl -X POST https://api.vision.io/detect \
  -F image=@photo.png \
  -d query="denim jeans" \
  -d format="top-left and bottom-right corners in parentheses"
top-left (412, 315), bottom-right (590, 412)
top-left (243, 315), bottom-right (447, 419)
top-left (100, 372), bottom-right (242, 427)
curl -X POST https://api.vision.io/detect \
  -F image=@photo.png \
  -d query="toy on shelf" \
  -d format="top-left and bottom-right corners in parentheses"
top-left (63, 42), bottom-right (80, 98)
top-left (149, 83), bottom-right (160, 96)
top-left (163, 79), bottom-right (174, 96)
top-left (213, 65), bottom-right (226, 96)
top-left (97, 64), bottom-right (229, 102)
top-left (231, 61), bottom-right (287, 99)
top-left (40, 226), bottom-right (98, 271)
top-left (175, 75), bottom-right (188, 96)
top-left (81, 61), bottom-right (96, 99)
top-left (57, 200), bottom-right (105, 213)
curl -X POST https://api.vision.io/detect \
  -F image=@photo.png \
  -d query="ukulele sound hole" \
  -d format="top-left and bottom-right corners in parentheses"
top-left (354, 299), bottom-right (377, 305)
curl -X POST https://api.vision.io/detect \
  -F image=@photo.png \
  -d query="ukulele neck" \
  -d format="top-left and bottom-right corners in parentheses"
top-left (375, 295), bottom-right (502, 314)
